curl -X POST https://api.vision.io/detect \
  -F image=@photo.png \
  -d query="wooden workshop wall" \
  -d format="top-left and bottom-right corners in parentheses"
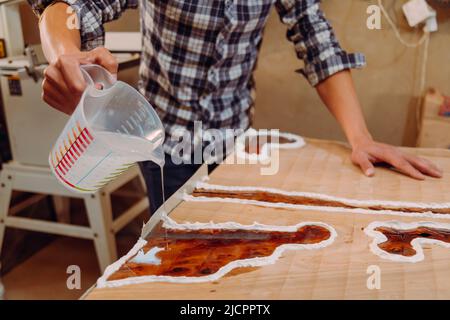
top-left (254, 0), bottom-right (450, 146)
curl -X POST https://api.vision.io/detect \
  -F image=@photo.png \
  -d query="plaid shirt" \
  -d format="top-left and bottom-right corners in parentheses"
top-left (29, 0), bottom-right (365, 155)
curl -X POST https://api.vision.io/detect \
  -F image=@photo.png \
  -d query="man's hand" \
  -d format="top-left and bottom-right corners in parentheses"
top-left (351, 137), bottom-right (443, 180)
top-left (315, 70), bottom-right (443, 180)
top-left (42, 47), bottom-right (118, 114)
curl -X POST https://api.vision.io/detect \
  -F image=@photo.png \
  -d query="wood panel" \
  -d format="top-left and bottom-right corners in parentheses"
top-left (85, 139), bottom-right (450, 299)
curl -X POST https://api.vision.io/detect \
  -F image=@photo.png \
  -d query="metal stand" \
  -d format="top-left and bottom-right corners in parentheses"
top-left (0, 161), bottom-right (149, 273)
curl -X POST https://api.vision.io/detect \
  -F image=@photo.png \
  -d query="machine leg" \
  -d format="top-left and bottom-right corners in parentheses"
top-left (0, 171), bottom-right (13, 256)
top-left (0, 261), bottom-right (4, 300)
top-left (136, 169), bottom-right (147, 193)
top-left (52, 196), bottom-right (71, 224)
top-left (84, 192), bottom-right (117, 272)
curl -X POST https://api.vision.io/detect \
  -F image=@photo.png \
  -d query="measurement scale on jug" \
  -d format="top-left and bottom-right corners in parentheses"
top-left (50, 64), bottom-right (165, 193)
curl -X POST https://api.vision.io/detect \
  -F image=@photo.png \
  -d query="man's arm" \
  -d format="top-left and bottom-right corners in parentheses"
top-left (29, 0), bottom-right (139, 50)
top-left (316, 70), bottom-right (442, 179)
top-left (39, 2), bottom-right (81, 63)
top-left (28, 0), bottom-right (138, 113)
top-left (274, 0), bottom-right (365, 86)
top-left (275, 0), bottom-right (442, 179)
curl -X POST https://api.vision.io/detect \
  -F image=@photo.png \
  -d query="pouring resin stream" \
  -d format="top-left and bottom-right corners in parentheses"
top-left (50, 64), bottom-right (166, 194)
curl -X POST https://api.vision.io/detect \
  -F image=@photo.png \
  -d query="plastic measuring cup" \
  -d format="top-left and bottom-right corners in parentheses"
top-left (49, 64), bottom-right (165, 193)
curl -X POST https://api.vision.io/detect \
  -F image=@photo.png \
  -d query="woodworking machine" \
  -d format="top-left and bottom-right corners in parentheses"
top-left (0, 0), bottom-right (144, 296)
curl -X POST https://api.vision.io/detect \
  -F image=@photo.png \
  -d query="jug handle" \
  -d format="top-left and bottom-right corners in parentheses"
top-left (80, 64), bottom-right (116, 90)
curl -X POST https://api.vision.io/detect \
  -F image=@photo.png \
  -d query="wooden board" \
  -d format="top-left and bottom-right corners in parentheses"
top-left (85, 139), bottom-right (450, 299)
top-left (417, 89), bottom-right (450, 149)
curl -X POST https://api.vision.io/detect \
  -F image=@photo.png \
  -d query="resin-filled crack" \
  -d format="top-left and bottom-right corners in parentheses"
top-left (365, 221), bottom-right (450, 262)
top-left (186, 183), bottom-right (450, 217)
top-left (97, 220), bottom-right (337, 287)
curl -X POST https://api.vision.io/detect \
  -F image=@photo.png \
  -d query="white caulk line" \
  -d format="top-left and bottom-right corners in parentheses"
top-left (96, 221), bottom-right (337, 288)
top-left (364, 220), bottom-right (450, 263)
top-left (76, 151), bottom-right (113, 185)
top-left (184, 195), bottom-right (450, 220)
top-left (192, 182), bottom-right (450, 211)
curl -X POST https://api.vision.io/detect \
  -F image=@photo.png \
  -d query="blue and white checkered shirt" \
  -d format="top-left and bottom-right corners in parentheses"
top-left (29, 0), bottom-right (365, 154)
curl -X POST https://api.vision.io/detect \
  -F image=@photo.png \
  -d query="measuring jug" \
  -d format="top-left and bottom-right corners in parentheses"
top-left (49, 64), bottom-right (165, 193)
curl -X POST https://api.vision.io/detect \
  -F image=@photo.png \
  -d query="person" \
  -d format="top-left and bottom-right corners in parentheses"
top-left (29, 0), bottom-right (442, 213)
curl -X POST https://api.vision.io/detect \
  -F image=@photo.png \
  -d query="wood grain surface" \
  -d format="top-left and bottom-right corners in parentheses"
top-left (85, 139), bottom-right (450, 299)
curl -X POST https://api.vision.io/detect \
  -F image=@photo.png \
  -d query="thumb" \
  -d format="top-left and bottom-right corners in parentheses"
top-left (88, 47), bottom-right (118, 76)
top-left (353, 152), bottom-right (375, 177)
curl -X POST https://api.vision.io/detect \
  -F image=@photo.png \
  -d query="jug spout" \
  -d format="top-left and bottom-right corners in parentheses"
top-left (149, 145), bottom-right (165, 167)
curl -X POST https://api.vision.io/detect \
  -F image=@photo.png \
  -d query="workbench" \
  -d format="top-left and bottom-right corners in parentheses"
top-left (83, 138), bottom-right (450, 299)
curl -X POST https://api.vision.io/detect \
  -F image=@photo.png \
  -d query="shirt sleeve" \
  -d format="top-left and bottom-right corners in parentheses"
top-left (28, 0), bottom-right (138, 50)
top-left (274, 0), bottom-right (366, 86)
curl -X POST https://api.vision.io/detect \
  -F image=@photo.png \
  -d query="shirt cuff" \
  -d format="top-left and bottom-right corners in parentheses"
top-left (297, 52), bottom-right (366, 87)
top-left (54, 0), bottom-right (105, 51)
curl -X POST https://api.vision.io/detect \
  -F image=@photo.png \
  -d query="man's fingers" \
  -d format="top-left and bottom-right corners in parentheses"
top-left (89, 47), bottom-right (118, 76)
top-left (41, 49), bottom-right (117, 116)
top-left (42, 68), bottom-right (80, 113)
top-left (415, 156), bottom-right (442, 176)
top-left (372, 147), bottom-right (426, 180)
top-left (42, 77), bottom-right (67, 102)
top-left (55, 55), bottom-right (86, 95)
top-left (43, 65), bottom-right (71, 95)
top-left (404, 154), bottom-right (443, 178)
top-left (353, 152), bottom-right (375, 177)
top-left (42, 90), bottom-right (65, 113)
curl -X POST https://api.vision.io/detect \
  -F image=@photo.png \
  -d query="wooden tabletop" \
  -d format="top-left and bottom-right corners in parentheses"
top-left (85, 139), bottom-right (450, 299)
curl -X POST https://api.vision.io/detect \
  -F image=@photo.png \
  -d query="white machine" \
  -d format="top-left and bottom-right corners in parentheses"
top-left (0, 0), bottom-right (148, 296)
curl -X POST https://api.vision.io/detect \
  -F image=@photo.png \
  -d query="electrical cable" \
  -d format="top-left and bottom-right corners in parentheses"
top-left (416, 32), bottom-right (430, 131)
top-left (377, 0), bottom-right (429, 47)
top-left (377, 0), bottom-right (431, 131)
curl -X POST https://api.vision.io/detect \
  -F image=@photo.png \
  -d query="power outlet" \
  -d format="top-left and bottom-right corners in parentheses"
top-left (402, 0), bottom-right (435, 27)
top-left (425, 15), bottom-right (438, 32)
